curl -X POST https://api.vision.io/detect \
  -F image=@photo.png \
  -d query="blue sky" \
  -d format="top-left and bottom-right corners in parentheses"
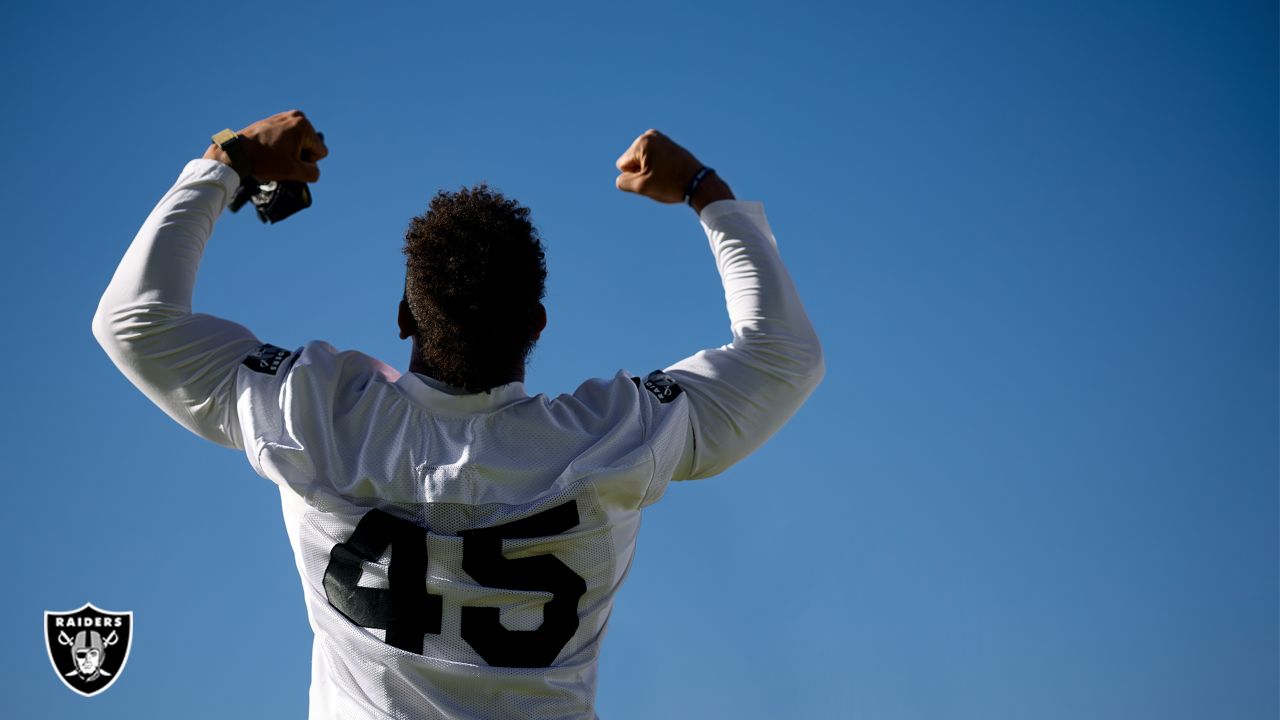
top-left (1, 1), bottom-right (1275, 718)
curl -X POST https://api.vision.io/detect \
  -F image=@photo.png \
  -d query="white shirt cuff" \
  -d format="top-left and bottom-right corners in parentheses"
top-left (698, 198), bottom-right (765, 228)
top-left (182, 158), bottom-right (242, 209)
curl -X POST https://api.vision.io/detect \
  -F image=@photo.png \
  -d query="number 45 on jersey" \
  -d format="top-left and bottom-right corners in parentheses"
top-left (323, 500), bottom-right (586, 669)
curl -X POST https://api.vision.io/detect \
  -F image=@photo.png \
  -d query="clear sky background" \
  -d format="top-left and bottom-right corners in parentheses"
top-left (1, 1), bottom-right (1275, 718)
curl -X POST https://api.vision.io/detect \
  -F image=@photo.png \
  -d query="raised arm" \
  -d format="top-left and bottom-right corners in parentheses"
top-left (91, 110), bottom-right (328, 447)
top-left (615, 130), bottom-right (825, 480)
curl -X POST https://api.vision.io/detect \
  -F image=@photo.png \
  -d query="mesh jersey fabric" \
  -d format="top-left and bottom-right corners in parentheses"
top-left (234, 339), bottom-right (689, 720)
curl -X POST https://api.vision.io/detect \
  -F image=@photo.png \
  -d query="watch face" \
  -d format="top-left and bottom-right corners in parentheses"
top-left (212, 129), bottom-right (237, 146)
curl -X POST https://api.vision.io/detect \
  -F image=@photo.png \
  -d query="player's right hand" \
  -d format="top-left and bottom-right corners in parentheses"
top-left (614, 129), bottom-right (704, 204)
top-left (208, 109), bottom-right (328, 183)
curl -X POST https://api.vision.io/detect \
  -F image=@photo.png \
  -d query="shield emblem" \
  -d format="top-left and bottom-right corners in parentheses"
top-left (44, 603), bottom-right (133, 697)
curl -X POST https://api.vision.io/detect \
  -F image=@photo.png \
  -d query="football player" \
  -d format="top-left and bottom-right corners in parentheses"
top-left (93, 109), bottom-right (824, 719)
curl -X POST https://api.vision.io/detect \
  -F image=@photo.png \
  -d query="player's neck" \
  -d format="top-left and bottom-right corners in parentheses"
top-left (407, 351), bottom-right (524, 393)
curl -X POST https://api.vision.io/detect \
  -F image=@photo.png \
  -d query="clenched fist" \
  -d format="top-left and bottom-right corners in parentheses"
top-left (615, 129), bottom-right (733, 213)
top-left (205, 109), bottom-right (328, 183)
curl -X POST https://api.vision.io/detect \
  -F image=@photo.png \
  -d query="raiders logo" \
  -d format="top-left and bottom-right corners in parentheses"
top-left (243, 343), bottom-right (293, 375)
top-left (633, 370), bottom-right (683, 404)
top-left (44, 603), bottom-right (133, 697)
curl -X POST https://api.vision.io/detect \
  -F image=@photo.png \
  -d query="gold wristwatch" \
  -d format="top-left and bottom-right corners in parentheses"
top-left (211, 128), bottom-right (253, 180)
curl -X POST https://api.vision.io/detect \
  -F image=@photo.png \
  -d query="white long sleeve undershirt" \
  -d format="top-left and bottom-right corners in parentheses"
top-left (666, 199), bottom-right (825, 479)
top-left (92, 158), bottom-right (824, 480)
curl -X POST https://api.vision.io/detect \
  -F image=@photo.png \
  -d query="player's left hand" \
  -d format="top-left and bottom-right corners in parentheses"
top-left (614, 129), bottom-right (702, 204)
top-left (205, 109), bottom-right (328, 183)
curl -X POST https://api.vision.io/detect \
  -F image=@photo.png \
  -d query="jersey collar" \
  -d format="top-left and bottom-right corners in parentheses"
top-left (393, 371), bottom-right (528, 416)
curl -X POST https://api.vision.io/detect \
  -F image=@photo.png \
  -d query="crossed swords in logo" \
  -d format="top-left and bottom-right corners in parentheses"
top-left (57, 629), bottom-right (119, 678)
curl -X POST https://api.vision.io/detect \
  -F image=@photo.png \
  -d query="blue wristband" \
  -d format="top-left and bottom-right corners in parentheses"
top-left (683, 166), bottom-right (714, 206)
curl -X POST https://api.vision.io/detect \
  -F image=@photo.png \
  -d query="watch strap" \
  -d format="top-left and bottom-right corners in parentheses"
top-left (211, 128), bottom-right (253, 180)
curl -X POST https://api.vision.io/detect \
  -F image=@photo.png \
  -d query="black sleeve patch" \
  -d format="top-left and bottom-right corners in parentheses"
top-left (635, 370), bottom-right (683, 404)
top-left (243, 343), bottom-right (293, 375)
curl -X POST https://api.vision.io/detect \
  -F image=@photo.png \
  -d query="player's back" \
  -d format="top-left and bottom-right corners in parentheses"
top-left (239, 340), bottom-right (689, 720)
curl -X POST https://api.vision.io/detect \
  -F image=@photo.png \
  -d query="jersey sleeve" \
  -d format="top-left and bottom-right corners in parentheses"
top-left (233, 340), bottom-right (399, 498)
top-left (627, 370), bottom-right (694, 507)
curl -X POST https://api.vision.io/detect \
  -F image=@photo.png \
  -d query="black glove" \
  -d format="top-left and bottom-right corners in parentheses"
top-left (228, 132), bottom-right (322, 223)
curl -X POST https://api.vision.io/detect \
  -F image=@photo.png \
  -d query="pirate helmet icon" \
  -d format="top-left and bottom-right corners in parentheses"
top-left (60, 629), bottom-right (117, 681)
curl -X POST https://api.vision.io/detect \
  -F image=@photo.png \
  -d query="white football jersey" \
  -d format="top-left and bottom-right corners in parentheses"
top-left (93, 159), bottom-right (824, 720)
top-left (236, 342), bottom-right (689, 719)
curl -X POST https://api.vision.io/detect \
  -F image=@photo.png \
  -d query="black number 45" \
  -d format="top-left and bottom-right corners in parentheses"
top-left (323, 500), bottom-right (587, 668)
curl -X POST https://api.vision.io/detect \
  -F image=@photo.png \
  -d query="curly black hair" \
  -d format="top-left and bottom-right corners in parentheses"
top-left (401, 184), bottom-right (547, 392)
